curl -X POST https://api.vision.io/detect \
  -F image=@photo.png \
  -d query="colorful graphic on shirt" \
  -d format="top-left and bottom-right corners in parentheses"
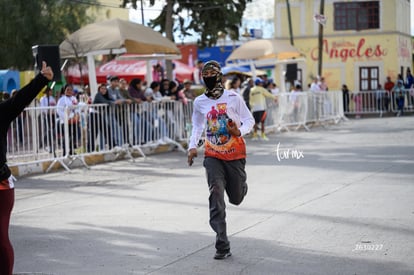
top-left (206, 103), bottom-right (231, 146)
top-left (204, 102), bottom-right (246, 160)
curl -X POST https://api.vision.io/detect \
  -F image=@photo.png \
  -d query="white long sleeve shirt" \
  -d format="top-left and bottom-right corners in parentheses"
top-left (56, 95), bottom-right (78, 123)
top-left (189, 89), bottom-right (254, 160)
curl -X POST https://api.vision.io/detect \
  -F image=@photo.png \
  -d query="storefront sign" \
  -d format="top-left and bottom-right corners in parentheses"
top-left (311, 38), bottom-right (387, 62)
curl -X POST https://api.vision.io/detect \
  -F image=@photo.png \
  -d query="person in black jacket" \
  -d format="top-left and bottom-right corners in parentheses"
top-left (0, 61), bottom-right (53, 275)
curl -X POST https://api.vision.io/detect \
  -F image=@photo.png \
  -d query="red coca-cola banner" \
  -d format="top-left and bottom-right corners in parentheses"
top-left (65, 59), bottom-right (195, 84)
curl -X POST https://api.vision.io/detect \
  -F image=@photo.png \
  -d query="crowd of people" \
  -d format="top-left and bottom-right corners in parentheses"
top-left (340, 68), bottom-right (414, 118)
top-left (380, 69), bottom-right (414, 116)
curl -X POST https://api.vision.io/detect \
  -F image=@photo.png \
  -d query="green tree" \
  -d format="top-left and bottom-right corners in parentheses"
top-left (121, 0), bottom-right (251, 47)
top-left (0, 0), bottom-right (96, 70)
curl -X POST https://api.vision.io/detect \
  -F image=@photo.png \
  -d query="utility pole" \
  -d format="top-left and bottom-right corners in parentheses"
top-left (317, 0), bottom-right (325, 77)
top-left (140, 0), bottom-right (145, 25)
top-left (286, 0), bottom-right (294, 45)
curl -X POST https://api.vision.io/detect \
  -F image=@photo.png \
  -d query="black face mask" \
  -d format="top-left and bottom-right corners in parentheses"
top-left (203, 76), bottom-right (217, 91)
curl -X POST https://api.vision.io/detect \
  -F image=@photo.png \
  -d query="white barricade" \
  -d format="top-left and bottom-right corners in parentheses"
top-left (265, 91), bottom-right (345, 132)
top-left (7, 100), bottom-right (189, 171)
top-left (7, 91), bottom-right (349, 171)
top-left (345, 89), bottom-right (414, 117)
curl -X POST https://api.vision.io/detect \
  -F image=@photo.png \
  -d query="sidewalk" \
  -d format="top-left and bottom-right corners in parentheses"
top-left (11, 116), bottom-right (414, 275)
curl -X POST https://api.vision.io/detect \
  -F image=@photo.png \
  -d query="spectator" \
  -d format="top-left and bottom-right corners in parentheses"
top-left (310, 77), bottom-right (321, 92)
top-left (397, 73), bottom-right (404, 85)
top-left (118, 78), bottom-right (135, 102)
top-left (249, 78), bottom-right (277, 141)
top-left (145, 81), bottom-right (163, 101)
top-left (163, 81), bottom-right (181, 139)
top-left (88, 84), bottom-right (123, 151)
top-left (241, 78), bottom-right (253, 109)
top-left (129, 78), bottom-right (153, 144)
top-left (396, 91), bottom-right (405, 116)
top-left (392, 80), bottom-right (405, 116)
top-left (165, 80), bottom-right (179, 100)
top-left (159, 78), bottom-right (170, 97)
top-left (351, 92), bottom-right (362, 119)
top-left (129, 78), bottom-right (151, 103)
top-left (318, 76), bottom-right (328, 91)
top-left (375, 84), bottom-right (385, 112)
top-left (341, 84), bottom-right (350, 113)
top-left (289, 84), bottom-right (302, 122)
top-left (56, 84), bottom-right (79, 156)
top-left (268, 81), bottom-right (280, 96)
top-left (181, 79), bottom-right (197, 100)
top-left (226, 76), bottom-right (241, 95)
top-left (145, 81), bottom-right (169, 143)
top-left (259, 74), bottom-right (270, 87)
top-left (177, 86), bottom-right (189, 105)
top-left (152, 63), bottom-right (164, 82)
top-left (39, 87), bottom-right (56, 152)
top-left (383, 76), bottom-right (394, 112)
top-left (405, 68), bottom-right (414, 89)
top-left (193, 60), bottom-right (204, 85)
top-left (107, 76), bottom-right (131, 103)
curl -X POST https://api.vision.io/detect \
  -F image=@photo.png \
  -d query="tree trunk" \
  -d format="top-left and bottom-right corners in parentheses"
top-left (165, 0), bottom-right (174, 81)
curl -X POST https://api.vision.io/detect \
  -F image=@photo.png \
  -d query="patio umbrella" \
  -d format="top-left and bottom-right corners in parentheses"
top-left (221, 65), bottom-right (267, 77)
top-left (59, 18), bottom-right (181, 96)
top-left (226, 39), bottom-right (302, 62)
top-left (60, 18), bottom-right (180, 58)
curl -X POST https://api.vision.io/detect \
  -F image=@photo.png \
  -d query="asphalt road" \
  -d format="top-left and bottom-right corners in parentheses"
top-left (11, 116), bottom-right (414, 275)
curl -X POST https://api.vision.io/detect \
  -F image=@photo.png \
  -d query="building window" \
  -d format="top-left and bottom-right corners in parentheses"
top-left (334, 1), bottom-right (379, 31)
top-left (359, 67), bottom-right (379, 91)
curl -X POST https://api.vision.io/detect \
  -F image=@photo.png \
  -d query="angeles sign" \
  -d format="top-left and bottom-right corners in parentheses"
top-left (310, 38), bottom-right (388, 62)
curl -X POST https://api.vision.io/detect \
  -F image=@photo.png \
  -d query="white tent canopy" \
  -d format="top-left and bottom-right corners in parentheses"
top-left (60, 18), bottom-right (181, 96)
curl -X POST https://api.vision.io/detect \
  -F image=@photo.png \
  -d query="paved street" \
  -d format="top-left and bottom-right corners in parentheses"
top-left (11, 116), bottom-right (414, 275)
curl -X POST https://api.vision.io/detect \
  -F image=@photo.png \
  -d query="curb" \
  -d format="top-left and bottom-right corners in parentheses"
top-left (9, 142), bottom-right (187, 178)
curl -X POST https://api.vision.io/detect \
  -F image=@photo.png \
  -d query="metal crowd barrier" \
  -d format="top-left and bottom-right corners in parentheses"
top-left (265, 90), bottom-right (346, 132)
top-left (344, 89), bottom-right (414, 117)
top-left (7, 100), bottom-right (189, 172)
top-left (7, 91), bottom-right (348, 172)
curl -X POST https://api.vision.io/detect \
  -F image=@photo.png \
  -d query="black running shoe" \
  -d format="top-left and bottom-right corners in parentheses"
top-left (214, 250), bottom-right (232, 260)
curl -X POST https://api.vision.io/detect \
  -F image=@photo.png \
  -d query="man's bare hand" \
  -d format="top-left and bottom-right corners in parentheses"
top-left (187, 148), bottom-right (197, 166)
top-left (226, 119), bottom-right (241, 137)
top-left (40, 61), bottom-right (54, 81)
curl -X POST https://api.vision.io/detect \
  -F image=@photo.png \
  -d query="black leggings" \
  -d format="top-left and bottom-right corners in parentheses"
top-left (0, 188), bottom-right (14, 275)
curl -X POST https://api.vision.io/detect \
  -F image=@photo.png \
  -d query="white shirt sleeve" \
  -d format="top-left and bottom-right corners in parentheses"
top-left (237, 95), bottom-right (255, 136)
top-left (56, 98), bottom-right (66, 121)
top-left (188, 99), bottom-right (205, 150)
